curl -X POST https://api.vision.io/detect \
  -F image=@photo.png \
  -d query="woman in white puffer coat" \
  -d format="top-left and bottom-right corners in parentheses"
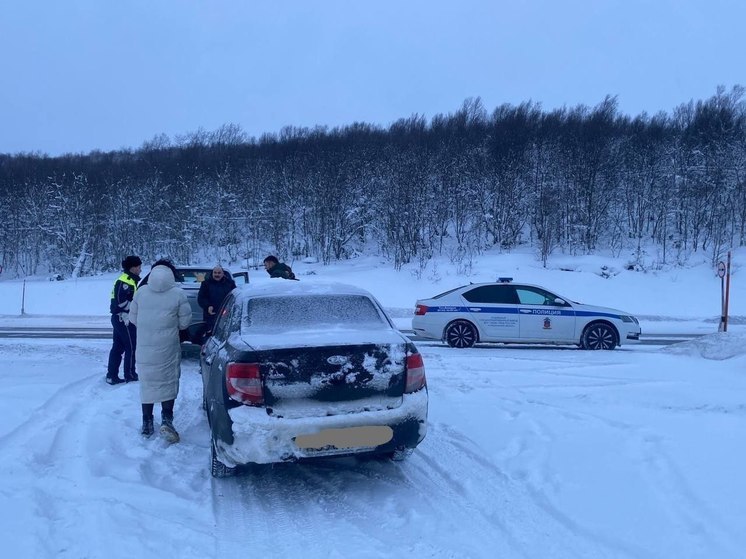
top-left (129, 265), bottom-right (192, 442)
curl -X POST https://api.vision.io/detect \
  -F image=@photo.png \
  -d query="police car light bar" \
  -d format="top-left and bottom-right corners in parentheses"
top-left (497, 277), bottom-right (513, 283)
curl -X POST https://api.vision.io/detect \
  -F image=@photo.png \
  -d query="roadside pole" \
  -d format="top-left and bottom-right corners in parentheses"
top-left (717, 252), bottom-right (731, 333)
top-left (724, 251), bottom-right (731, 332)
top-left (21, 279), bottom-right (27, 315)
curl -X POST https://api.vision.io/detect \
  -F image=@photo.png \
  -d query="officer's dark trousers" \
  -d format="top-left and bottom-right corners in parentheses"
top-left (107, 314), bottom-right (137, 380)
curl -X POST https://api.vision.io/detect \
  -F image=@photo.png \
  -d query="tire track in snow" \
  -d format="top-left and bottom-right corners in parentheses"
top-left (418, 421), bottom-right (662, 559)
top-left (499, 377), bottom-right (741, 559)
top-left (211, 459), bottom-right (423, 557)
top-left (422, 346), bottom-right (666, 558)
top-left (0, 351), bottom-right (214, 558)
top-left (634, 433), bottom-right (741, 557)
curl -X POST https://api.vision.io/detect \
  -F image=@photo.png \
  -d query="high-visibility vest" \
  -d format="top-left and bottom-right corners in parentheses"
top-left (110, 273), bottom-right (138, 300)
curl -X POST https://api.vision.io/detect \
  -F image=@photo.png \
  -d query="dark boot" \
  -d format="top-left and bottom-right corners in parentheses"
top-left (106, 375), bottom-right (124, 385)
top-left (141, 415), bottom-right (154, 438)
top-left (125, 372), bottom-right (139, 383)
top-left (160, 411), bottom-right (180, 444)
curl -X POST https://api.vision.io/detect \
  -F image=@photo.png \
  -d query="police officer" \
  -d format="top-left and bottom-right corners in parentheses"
top-left (107, 255), bottom-right (142, 385)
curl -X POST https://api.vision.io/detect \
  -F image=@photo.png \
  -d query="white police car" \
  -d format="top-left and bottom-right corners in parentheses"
top-left (412, 278), bottom-right (641, 349)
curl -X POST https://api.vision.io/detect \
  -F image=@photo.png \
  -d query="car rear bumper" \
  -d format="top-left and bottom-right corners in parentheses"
top-left (412, 327), bottom-right (442, 340)
top-left (219, 389), bottom-right (428, 466)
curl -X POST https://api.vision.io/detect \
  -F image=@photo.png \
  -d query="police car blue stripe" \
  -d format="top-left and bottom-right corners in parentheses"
top-left (465, 307), bottom-right (521, 314)
top-left (427, 306), bottom-right (622, 320)
top-left (574, 310), bottom-right (623, 320)
top-left (428, 306), bottom-right (573, 316)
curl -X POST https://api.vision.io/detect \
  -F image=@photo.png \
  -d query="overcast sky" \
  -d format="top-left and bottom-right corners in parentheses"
top-left (2, 0), bottom-right (744, 156)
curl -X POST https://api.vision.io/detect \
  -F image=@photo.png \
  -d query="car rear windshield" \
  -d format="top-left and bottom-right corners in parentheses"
top-left (244, 295), bottom-right (388, 331)
top-left (431, 285), bottom-right (467, 299)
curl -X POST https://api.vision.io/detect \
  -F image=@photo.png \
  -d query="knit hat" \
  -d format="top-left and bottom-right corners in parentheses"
top-left (121, 255), bottom-right (142, 270)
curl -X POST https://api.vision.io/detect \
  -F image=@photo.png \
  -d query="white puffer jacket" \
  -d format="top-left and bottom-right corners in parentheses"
top-left (130, 265), bottom-right (192, 404)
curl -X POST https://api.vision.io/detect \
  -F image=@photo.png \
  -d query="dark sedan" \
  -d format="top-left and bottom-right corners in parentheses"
top-left (200, 282), bottom-right (428, 477)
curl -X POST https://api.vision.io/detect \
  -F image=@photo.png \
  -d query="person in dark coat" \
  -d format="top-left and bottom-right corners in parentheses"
top-left (107, 255), bottom-right (142, 385)
top-left (263, 255), bottom-right (297, 280)
top-left (197, 266), bottom-right (236, 335)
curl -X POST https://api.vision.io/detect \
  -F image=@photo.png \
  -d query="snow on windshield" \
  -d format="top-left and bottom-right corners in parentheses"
top-left (243, 294), bottom-right (388, 332)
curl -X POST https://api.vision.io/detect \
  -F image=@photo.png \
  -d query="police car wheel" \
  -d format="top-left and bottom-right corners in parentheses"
top-left (445, 320), bottom-right (477, 348)
top-left (581, 322), bottom-right (617, 350)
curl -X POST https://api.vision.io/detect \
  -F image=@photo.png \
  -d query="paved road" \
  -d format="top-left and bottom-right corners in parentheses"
top-left (0, 326), bottom-right (112, 339)
top-left (0, 326), bottom-right (703, 346)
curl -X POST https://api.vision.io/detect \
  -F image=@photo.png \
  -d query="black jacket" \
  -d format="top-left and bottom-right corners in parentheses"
top-left (197, 275), bottom-right (236, 321)
top-left (267, 262), bottom-right (296, 280)
top-left (109, 271), bottom-right (141, 315)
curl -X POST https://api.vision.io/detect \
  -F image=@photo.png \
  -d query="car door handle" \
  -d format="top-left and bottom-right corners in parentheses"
top-left (519, 309), bottom-right (532, 314)
top-left (203, 341), bottom-right (225, 366)
top-left (468, 307), bottom-right (481, 312)
top-left (201, 344), bottom-right (214, 365)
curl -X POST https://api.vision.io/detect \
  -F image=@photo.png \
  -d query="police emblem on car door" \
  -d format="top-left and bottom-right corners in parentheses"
top-left (516, 286), bottom-right (575, 342)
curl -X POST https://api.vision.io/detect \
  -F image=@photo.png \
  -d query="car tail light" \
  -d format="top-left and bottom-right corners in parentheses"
top-left (414, 304), bottom-right (429, 316)
top-left (226, 362), bottom-right (263, 405)
top-left (405, 353), bottom-right (426, 393)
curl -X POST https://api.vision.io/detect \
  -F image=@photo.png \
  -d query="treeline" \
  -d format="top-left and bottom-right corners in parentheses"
top-left (1, 86), bottom-right (745, 278)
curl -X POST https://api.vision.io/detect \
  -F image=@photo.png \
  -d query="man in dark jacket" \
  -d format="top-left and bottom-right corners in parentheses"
top-left (263, 255), bottom-right (297, 280)
top-left (197, 266), bottom-right (236, 335)
top-left (107, 255), bottom-right (142, 385)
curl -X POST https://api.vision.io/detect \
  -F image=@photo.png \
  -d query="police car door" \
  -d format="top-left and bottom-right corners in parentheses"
top-left (461, 285), bottom-right (520, 341)
top-left (515, 286), bottom-right (575, 342)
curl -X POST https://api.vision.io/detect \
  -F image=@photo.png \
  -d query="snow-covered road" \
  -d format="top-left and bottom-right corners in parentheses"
top-left (1, 337), bottom-right (745, 558)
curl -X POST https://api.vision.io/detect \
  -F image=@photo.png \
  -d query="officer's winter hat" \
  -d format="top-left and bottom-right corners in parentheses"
top-left (121, 255), bottom-right (142, 271)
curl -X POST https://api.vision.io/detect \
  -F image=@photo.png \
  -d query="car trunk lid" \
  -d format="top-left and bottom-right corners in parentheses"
top-left (244, 336), bottom-right (409, 418)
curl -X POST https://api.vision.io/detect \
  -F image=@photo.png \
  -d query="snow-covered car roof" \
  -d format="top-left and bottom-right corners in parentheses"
top-left (233, 280), bottom-right (377, 301)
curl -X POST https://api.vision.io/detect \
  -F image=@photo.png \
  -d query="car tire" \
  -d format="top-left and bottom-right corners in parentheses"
top-left (445, 320), bottom-right (478, 348)
top-left (211, 440), bottom-right (236, 478)
top-left (581, 322), bottom-right (618, 350)
top-left (388, 447), bottom-right (413, 461)
top-left (363, 447), bottom-right (413, 462)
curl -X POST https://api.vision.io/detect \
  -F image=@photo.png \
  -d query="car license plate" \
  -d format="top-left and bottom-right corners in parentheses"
top-left (295, 426), bottom-right (393, 450)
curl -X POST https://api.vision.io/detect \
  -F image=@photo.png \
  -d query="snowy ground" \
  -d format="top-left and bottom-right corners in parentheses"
top-left (1, 335), bottom-right (745, 558)
top-left (0, 249), bottom-right (744, 558)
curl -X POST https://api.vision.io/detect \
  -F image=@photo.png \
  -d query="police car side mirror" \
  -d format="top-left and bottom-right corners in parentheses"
top-left (554, 298), bottom-right (566, 306)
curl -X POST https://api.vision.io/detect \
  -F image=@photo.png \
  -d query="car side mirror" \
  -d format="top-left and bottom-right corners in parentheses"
top-left (554, 298), bottom-right (566, 306)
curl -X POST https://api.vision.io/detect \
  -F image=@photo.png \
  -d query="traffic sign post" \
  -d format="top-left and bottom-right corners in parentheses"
top-left (717, 253), bottom-right (731, 333)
